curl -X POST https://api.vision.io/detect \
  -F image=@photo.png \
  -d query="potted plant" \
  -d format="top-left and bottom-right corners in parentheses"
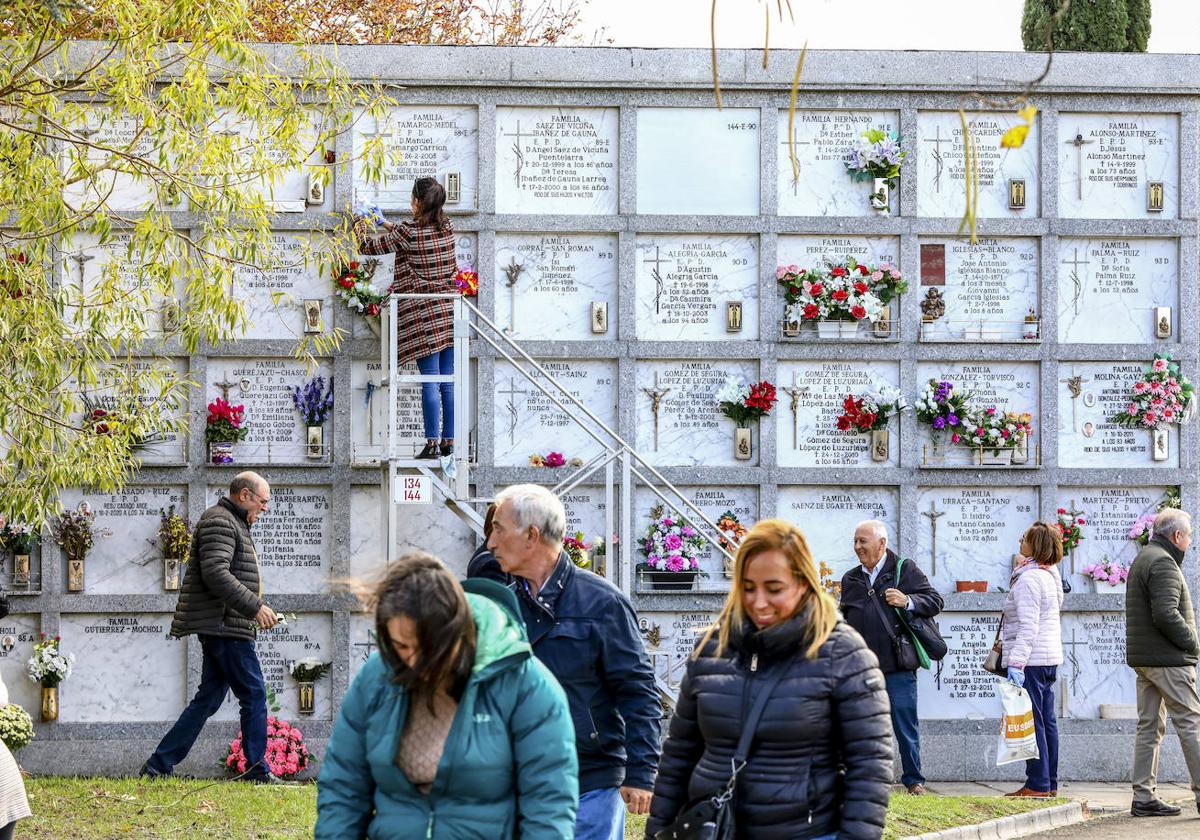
top-left (293, 376), bottom-right (334, 460)
top-left (715, 377), bottom-right (777, 461)
top-left (959, 406), bottom-right (1033, 466)
top-left (1081, 557), bottom-right (1129, 595)
top-left (0, 703), bottom-right (34, 754)
top-left (1108, 353), bottom-right (1195, 462)
top-left (638, 504), bottom-right (708, 592)
top-left (715, 511), bottom-right (747, 578)
top-left (151, 505), bottom-right (192, 591)
top-left (288, 659), bottom-right (331, 716)
top-left (564, 531), bottom-right (593, 571)
top-left (914, 379), bottom-right (972, 461)
top-left (52, 505), bottom-right (107, 592)
top-left (0, 522), bottom-right (38, 591)
top-left (843, 127), bottom-right (905, 213)
top-left (835, 384), bottom-right (908, 462)
top-left (27, 633), bottom-right (73, 722)
top-left (205, 397), bottom-right (248, 465)
top-left (332, 260), bottom-right (388, 337)
top-left (225, 715), bottom-right (310, 778)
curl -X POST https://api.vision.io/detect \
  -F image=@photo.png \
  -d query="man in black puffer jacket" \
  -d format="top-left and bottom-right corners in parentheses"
top-left (141, 472), bottom-right (280, 782)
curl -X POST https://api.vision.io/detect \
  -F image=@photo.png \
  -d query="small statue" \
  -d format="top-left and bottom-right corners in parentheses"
top-left (1024, 306), bottom-right (1038, 324)
top-left (920, 288), bottom-right (945, 322)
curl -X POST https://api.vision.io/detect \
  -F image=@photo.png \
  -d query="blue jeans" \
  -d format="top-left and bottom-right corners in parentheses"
top-left (415, 346), bottom-right (454, 440)
top-left (885, 670), bottom-right (924, 787)
top-left (1024, 665), bottom-right (1059, 793)
top-left (145, 635), bottom-right (268, 778)
top-left (574, 786), bottom-right (624, 840)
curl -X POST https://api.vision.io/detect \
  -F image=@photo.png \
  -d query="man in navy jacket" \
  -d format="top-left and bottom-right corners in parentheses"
top-left (472, 483), bottom-right (660, 840)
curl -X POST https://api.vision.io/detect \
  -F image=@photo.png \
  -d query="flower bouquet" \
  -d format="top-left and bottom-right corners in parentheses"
top-left (225, 715), bottom-right (310, 779)
top-left (564, 531), bottom-right (592, 570)
top-left (715, 377), bottom-right (777, 460)
top-left (52, 506), bottom-right (108, 592)
top-left (1108, 354), bottom-right (1195, 462)
top-left (1056, 508), bottom-right (1085, 555)
top-left (0, 704), bottom-right (34, 752)
top-left (835, 383), bottom-right (907, 461)
top-left (638, 504), bottom-right (708, 591)
top-left (28, 634), bottom-right (73, 721)
top-left (778, 259), bottom-right (905, 338)
top-left (293, 376), bottom-right (334, 459)
top-left (1128, 513), bottom-right (1156, 547)
top-left (716, 511), bottom-right (747, 578)
top-left (289, 658), bottom-right (331, 715)
top-left (843, 128), bottom-right (906, 212)
top-left (818, 560), bottom-right (840, 599)
top-left (914, 379), bottom-right (972, 459)
top-left (152, 505), bottom-right (192, 591)
top-left (1, 522), bottom-right (38, 587)
top-left (1081, 557), bottom-right (1129, 594)
top-left (958, 406), bottom-right (1033, 465)
top-left (333, 261), bottom-right (388, 335)
top-left (529, 451), bottom-right (582, 468)
top-left (454, 266), bottom-right (479, 297)
top-left (206, 398), bottom-right (248, 465)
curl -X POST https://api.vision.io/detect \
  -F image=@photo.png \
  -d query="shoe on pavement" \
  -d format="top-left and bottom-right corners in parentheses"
top-left (1130, 799), bottom-right (1182, 817)
top-left (1006, 787), bottom-right (1052, 798)
top-left (138, 762), bottom-right (169, 780)
top-left (906, 784), bottom-right (927, 795)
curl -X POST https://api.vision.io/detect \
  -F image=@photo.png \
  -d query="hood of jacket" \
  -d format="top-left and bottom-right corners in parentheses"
top-left (466, 591), bottom-right (532, 683)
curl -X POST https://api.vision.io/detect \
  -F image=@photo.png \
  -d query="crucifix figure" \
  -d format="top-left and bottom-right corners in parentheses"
top-left (1063, 498), bottom-right (1085, 575)
top-left (356, 380), bottom-right (378, 443)
top-left (497, 377), bottom-right (528, 446)
top-left (68, 250), bottom-right (96, 285)
top-left (213, 376), bottom-right (238, 402)
top-left (1061, 628), bottom-right (1088, 699)
top-left (503, 257), bottom-right (525, 335)
top-left (643, 246), bottom-right (671, 315)
top-left (781, 372), bottom-right (808, 451)
top-left (1058, 365), bottom-right (1092, 433)
top-left (1064, 130), bottom-right (1095, 201)
top-left (923, 125), bottom-right (950, 193)
top-left (641, 372), bottom-right (671, 451)
top-left (922, 500), bottom-right (945, 578)
top-left (1061, 247), bottom-right (1089, 316)
top-left (502, 120), bottom-right (530, 188)
top-left (780, 131), bottom-right (812, 194)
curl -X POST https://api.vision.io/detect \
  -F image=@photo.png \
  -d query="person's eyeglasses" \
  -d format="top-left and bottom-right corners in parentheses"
top-left (246, 489), bottom-right (271, 506)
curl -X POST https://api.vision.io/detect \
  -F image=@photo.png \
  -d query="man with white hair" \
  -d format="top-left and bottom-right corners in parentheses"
top-left (1125, 507), bottom-right (1200, 817)
top-left (839, 519), bottom-right (943, 795)
top-left (476, 484), bottom-right (660, 840)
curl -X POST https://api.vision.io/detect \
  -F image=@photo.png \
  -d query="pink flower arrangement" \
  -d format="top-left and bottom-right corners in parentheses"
top-left (1109, 353), bottom-right (1194, 430)
top-left (1128, 513), bottom-right (1157, 546)
top-left (224, 715), bottom-right (310, 779)
top-left (1081, 559), bottom-right (1129, 587)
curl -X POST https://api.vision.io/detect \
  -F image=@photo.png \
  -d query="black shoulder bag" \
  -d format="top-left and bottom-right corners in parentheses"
top-left (654, 659), bottom-right (789, 840)
top-left (892, 557), bottom-right (948, 661)
top-left (868, 582), bottom-right (922, 672)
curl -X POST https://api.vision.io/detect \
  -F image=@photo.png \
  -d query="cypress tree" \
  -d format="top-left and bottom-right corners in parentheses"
top-left (1021, 0), bottom-right (1133, 52)
top-left (1126, 0), bottom-right (1152, 51)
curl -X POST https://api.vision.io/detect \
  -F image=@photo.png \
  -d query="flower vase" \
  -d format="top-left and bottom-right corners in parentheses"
top-left (869, 429), bottom-right (889, 462)
top-left (1011, 438), bottom-right (1029, 465)
top-left (297, 681), bottom-right (316, 715)
top-left (723, 554), bottom-right (734, 579)
top-left (646, 570), bottom-right (698, 592)
top-left (817, 321), bottom-right (859, 340)
top-left (783, 320), bottom-right (801, 337)
top-left (870, 178), bottom-right (890, 213)
top-left (955, 580), bottom-right (987, 593)
top-left (1094, 579), bottom-right (1127, 595)
top-left (734, 427), bottom-right (752, 461)
top-left (12, 554), bottom-right (30, 590)
top-left (306, 425), bottom-right (323, 460)
top-left (163, 557), bottom-right (182, 591)
top-left (209, 441), bottom-right (235, 465)
top-left (365, 317), bottom-right (381, 339)
top-left (1152, 427), bottom-right (1169, 462)
top-left (976, 448), bottom-right (1013, 466)
top-left (67, 558), bottom-right (85, 592)
top-left (41, 686), bottom-right (58, 722)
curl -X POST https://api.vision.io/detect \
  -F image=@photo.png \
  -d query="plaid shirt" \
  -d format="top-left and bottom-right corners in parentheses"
top-left (357, 219), bottom-right (457, 363)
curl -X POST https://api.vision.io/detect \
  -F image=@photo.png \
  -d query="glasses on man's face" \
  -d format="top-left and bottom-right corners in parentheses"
top-left (246, 489), bottom-right (271, 507)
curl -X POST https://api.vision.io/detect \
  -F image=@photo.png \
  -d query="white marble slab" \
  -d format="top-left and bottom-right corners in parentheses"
top-left (775, 361), bottom-right (901, 468)
top-left (1057, 238), bottom-right (1179, 344)
top-left (492, 484), bottom-right (608, 549)
top-left (635, 359), bottom-right (760, 467)
top-left (206, 357), bottom-right (334, 464)
top-left (60, 613), bottom-right (185, 722)
top-left (639, 610), bottom-right (720, 705)
top-left (915, 361), bottom-right (1040, 466)
top-left (633, 485), bottom-right (757, 590)
top-left (493, 359), bottom-right (617, 467)
top-left (494, 233), bottom-right (618, 341)
top-left (776, 235), bottom-right (899, 269)
top-left (918, 238), bottom-right (1039, 342)
top-left (1057, 361), bottom-right (1178, 468)
top-left (61, 108), bottom-right (169, 211)
top-left (775, 486), bottom-right (899, 581)
top-left (215, 614), bottom-right (334, 721)
top-left (350, 612), bottom-right (378, 681)
top-left (1061, 612), bottom-right (1134, 719)
top-left (71, 358), bottom-right (189, 466)
top-left (62, 232), bottom-right (186, 339)
top-left (206, 486), bottom-right (330, 594)
top-left (1055, 487), bottom-right (1168, 590)
top-left (347, 485), bottom-right (478, 582)
top-left (350, 359), bottom-right (427, 461)
top-left (59, 486), bottom-right (185, 594)
top-left (918, 612), bottom-right (1002, 719)
top-left (352, 106), bottom-right (479, 211)
top-left (1057, 113), bottom-right (1179, 219)
top-left (210, 108), bottom-right (324, 212)
top-left (916, 111), bottom-right (1040, 218)
top-left (634, 235), bottom-right (759, 341)
top-left (637, 108), bottom-right (759, 216)
top-left (777, 109), bottom-right (900, 217)
top-left (915, 486), bottom-right (1038, 593)
top-left (0, 615), bottom-right (41, 714)
top-left (231, 233), bottom-right (333, 340)
top-left (495, 106), bottom-right (618, 215)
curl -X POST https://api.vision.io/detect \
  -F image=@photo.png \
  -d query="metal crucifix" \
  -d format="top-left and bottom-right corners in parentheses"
top-left (1058, 365), bottom-right (1092, 434)
top-left (1061, 248), bottom-right (1090, 316)
top-left (356, 380), bottom-right (378, 443)
top-left (213, 376), bottom-right (238, 402)
top-left (502, 120), bottom-right (530, 189)
top-left (497, 377), bottom-right (528, 446)
top-left (643, 246), bottom-right (670, 315)
top-left (1064, 498), bottom-right (1084, 575)
top-left (782, 372), bottom-right (808, 451)
top-left (1064, 130), bottom-right (1095, 201)
top-left (641, 372), bottom-right (671, 451)
top-left (68, 250), bottom-right (95, 285)
top-left (923, 125), bottom-right (950, 193)
top-left (922, 500), bottom-right (945, 577)
top-left (503, 257), bottom-right (525, 335)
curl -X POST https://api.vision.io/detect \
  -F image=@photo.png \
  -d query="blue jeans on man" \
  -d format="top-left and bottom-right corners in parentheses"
top-left (144, 635), bottom-right (268, 778)
top-left (1023, 665), bottom-right (1059, 793)
top-left (885, 670), bottom-right (924, 787)
top-left (574, 786), bottom-right (625, 840)
top-left (415, 346), bottom-right (454, 439)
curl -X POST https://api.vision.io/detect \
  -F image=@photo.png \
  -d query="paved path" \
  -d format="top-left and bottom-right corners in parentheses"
top-left (925, 780), bottom-right (1194, 812)
top-left (1029, 810), bottom-right (1199, 838)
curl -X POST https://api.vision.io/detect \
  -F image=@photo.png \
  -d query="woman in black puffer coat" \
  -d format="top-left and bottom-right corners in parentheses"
top-left (646, 519), bottom-right (892, 840)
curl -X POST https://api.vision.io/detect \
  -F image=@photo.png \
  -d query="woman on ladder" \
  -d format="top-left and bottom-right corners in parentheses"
top-left (355, 177), bottom-right (458, 459)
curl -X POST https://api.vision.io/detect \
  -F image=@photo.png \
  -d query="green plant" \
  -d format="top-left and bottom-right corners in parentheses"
top-left (0, 523), bottom-right (39, 555)
top-left (288, 658), bottom-right (331, 683)
top-left (0, 704), bottom-right (34, 752)
top-left (153, 506), bottom-right (192, 559)
top-left (1022, 0), bottom-right (1140, 53)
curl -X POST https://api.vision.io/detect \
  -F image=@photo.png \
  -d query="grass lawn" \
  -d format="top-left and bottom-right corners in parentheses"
top-left (18, 777), bottom-right (1064, 839)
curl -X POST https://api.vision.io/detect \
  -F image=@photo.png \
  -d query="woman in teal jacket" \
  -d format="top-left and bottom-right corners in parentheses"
top-left (316, 553), bottom-right (578, 839)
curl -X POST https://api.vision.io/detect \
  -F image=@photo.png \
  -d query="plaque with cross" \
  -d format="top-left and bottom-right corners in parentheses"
top-left (1064, 130), bottom-right (1095, 201)
top-left (641, 372), bottom-right (672, 452)
top-left (923, 125), bottom-right (951, 193)
top-left (1058, 365), bottom-right (1092, 433)
top-left (642, 246), bottom-right (672, 315)
top-left (498, 377), bottom-right (528, 446)
top-left (502, 119), bottom-right (530, 189)
top-left (1061, 247), bottom-right (1090, 316)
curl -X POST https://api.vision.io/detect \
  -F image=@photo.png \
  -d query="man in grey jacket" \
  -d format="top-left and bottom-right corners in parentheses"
top-left (1125, 507), bottom-right (1200, 817)
top-left (140, 472), bottom-right (280, 781)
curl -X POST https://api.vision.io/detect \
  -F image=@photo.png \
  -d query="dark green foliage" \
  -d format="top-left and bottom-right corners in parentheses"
top-left (1022, 0), bottom-right (1149, 53)
top-left (1126, 0), bottom-right (1152, 51)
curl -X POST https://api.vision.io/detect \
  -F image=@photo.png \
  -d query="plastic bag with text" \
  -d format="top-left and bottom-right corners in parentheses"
top-left (996, 680), bottom-right (1039, 766)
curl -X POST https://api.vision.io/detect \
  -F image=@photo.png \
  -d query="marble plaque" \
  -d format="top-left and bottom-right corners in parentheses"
top-left (73, 358), bottom-right (188, 465)
top-left (637, 108), bottom-right (759, 216)
top-left (915, 486), bottom-right (1038, 593)
top-left (776, 235), bottom-right (899, 271)
top-left (206, 357), bottom-right (333, 463)
top-left (1061, 613), bottom-right (1134, 719)
top-left (494, 233), bottom-right (618, 341)
top-left (777, 109), bottom-right (900, 217)
top-left (635, 360), bottom-right (759, 467)
top-left (918, 612), bottom-right (1001, 719)
top-left (775, 486), bottom-right (899, 580)
top-left (1057, 238), bottom-right (1178, 344)
top-left (215, 615), bottom-right (334, 721)
top-left (635, 235), bottom-right (759, 341)
top-left (350, 612), bottom-right (379, 681)
top-left (60, 486), bottom-right (186, 594)
top-left (210, 108), bottom-right (323, 211)
top-left (492, 359), bottom-right (617, 467)
top-left (352, 106), bottom-right (479, 210)
top-left (62, 108), bottom-right (166, 211)
top-left (231, 233), bottom-right (332, 339)
top-left (918, 237), bottom-right (1039, 341)
top-left (1056, 487), bottom-right (1168, 589)
top-left (0, 615), bottom-right (40, 713)
top-left (63, 232), bottom-right (185, 338)
top-left (775, 361), bottom-right (901, 468)
top-left (1057, 362), bottom-right (1177, 468)
top-left (348, 486), bottom-right (478, 582)
top-left (916, 111), bottom-right (1040, 218)
top-left (639, 610), bottom-right (720, 705)
top-left (495, 106), bottom-right (618, 215)
top-left (633, 485), bottom-right (757, 589)
top-left (915, 361), bottom-right (1040, 465)
top-left (350, 359), bottom-right (426, 461)
top-left (1058, 113), bottom-right (1179, 219)
top-left (60, 613), bottom-right (185, 722)
top-left (207, 486), bottom-right (330, 593)
top-left (491, 485), bottom-right (608, 547)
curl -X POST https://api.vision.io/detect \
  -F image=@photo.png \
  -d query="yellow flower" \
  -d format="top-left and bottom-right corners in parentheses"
top-left (1000, 124), bottom-right (1030, 149)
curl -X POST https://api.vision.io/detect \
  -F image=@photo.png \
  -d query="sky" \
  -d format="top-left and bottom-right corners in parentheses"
top-left (577, 0), bottom-right (1200, 52)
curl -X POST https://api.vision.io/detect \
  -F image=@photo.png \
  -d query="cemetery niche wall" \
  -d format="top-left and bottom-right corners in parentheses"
top-left (11, 46), bottom-right (1198, 784)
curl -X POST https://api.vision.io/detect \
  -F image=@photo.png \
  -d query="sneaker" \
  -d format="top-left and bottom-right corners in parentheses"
top-left (415, 442), bottom-right (438, 460)
top-left (1130, 799), bottom-right (1182, 817)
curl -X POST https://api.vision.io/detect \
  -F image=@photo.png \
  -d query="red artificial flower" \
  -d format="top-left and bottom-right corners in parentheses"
top-left (366, 303), bottom-right (380, 316)
top-left (843, 396), bottom-right (858, 412)
top-left (831, 266), bottom-right (847, 278)
top-left (836, 415), bottom-right (853, 431)
top-left (788, 284), bottom-right (799, 296)
top-left (1056, 508), bottom-right (1066, 515)
top-left (856, 413), bottom-right (875, 430)
top-left (831, 289), bottom-right (849, 302)
top-left (857, 263), bottom-right (870, 276)
top-left (349, 261), bottom-right (359, 270)
top-left (854, 281), bottom-right (869, 294)
top-left (808, 283), bottom-right (824, 297)
top-left (339, 277), bottom-right (354, 289)
top-left (850, 305), bottom-right (867, 320)
top-left (802, 303), bottom-right (820, 319)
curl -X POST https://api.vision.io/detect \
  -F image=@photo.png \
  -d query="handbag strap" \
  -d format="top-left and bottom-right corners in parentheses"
top-left (714, 657), bottom-right (789, 804)
top-left (866, 568), bottom-right (903, 644)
